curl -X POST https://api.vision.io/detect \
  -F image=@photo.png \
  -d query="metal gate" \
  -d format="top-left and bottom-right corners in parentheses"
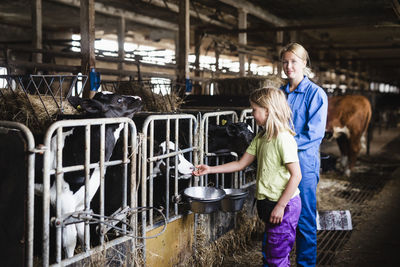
top-left (40, 117), bottom-right (138, 266)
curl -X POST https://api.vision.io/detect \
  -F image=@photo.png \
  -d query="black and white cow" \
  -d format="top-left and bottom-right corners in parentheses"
top-left (207, 122), bottom-right (255, 156)
top-left (153, 141), bottom-right (195, 178)
top-left (34, 92), bottom-right (142, 258)
top-left (148, 140), bottom-right (195, 210)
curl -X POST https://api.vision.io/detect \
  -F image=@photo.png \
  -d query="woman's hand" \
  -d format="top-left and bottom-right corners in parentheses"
top-left (192, 164), bottom-right (210, 176)
top-left (269, 204), bottom-right (285, 224)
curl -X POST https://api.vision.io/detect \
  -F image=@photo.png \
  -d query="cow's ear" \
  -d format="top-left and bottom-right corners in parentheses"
top-left (81, 99), bottom-right (110, 114)
top-left (70, 97), bottom-right (109, 114)
top-left (68, 96), bottom-right (84, 111)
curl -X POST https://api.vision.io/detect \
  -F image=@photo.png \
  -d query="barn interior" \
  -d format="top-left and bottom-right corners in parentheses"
top-left (0, 0), bottom-right (400, 266)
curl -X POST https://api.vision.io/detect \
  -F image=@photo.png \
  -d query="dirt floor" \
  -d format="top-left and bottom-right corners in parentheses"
top-left (217, 126), bottom-right (400, 266)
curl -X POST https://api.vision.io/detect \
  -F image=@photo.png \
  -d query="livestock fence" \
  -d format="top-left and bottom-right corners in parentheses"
top-left (199, 111), bottom-right (240, 188)
top-left (0, 108), bottom-right (257, 266)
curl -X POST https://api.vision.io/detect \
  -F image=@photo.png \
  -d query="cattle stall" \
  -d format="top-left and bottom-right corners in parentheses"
top-left (0, 118), bottom-right (142, 266)
top-left (199, 111), bottom-right (239, 188)
top-left (1, 105), bottom-right (259, 266)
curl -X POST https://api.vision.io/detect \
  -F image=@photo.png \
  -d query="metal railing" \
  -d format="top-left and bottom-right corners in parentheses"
top-left (239, 109), bottom-right (258, 188)
top-left (199, 111), bottom-right (240, 188)
top-left (41, 117), bottom-right (138, 266)
top-left (0, 107), bottom-right (258, 266)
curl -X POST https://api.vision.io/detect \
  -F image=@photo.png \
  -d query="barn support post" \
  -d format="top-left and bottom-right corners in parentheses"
top-left (193, 29), bottom-right (202, 94)
top-left (31, 0), bottom-right (43, 65)
top-left (177, 0), bottom-right (190, 97)
top-left (80, 0), bottom-right (96, 98)
top-left (276, 30), bottom-right (283, 76)
top-left (215, 42), bottom-right (220, 78)
top-left (289, 30), bottom-right (297, 42)
top-left (238, 8), bottom-right (247, 77)
top-left (118, 16), bottom-right (126, 79)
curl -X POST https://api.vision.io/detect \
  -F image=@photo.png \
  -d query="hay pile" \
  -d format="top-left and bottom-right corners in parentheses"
top-left (179, 211), bottom-right (264, 266)
top-left (213, 75), bottom-right (285, 96)
top-left (115, 82), bottom-right (184, 112)
top-left (0, 89), bottom-right (78, 133)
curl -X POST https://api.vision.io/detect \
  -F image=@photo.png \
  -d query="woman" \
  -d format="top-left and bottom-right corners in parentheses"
top-left (280, 43), bottom-right (328, 267)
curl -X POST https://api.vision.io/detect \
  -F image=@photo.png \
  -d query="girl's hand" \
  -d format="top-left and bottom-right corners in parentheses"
top-left (269, 204), bottom-right (285, 224)
top-left (192, 165), bottom-right (210, 176)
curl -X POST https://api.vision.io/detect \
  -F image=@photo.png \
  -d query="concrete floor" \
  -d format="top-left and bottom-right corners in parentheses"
top-left (327, 127), bottom-right (400, 266)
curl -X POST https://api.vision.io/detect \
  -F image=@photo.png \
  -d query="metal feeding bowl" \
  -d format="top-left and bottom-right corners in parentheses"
top-left (221, 188), bottom-right (248, 212)
top-left (183, 186), bottom-right (226, 214)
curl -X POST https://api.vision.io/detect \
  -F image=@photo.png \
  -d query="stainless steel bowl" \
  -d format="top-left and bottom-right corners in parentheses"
top-left (183, 186), bottom-right (226, 214)
top-left (221, 188), bottom-right (248, 212)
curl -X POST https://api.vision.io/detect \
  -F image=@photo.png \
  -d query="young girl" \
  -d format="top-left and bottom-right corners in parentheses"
top-left (193, 87), bottom-right (302, 266)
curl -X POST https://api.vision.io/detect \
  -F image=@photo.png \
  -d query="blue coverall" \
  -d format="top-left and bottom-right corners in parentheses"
top-left (282, 76), bottom-right (328, 267)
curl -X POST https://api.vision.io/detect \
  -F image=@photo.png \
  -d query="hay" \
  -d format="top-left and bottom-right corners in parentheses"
top-left (115, 82), bottom-right (184, 112)
top-left (213, 75), bottom-right (285, 96)
top-left (0, 89), bottom-right (78, 133)
top-left (178, 211), bottom-right (264, 266)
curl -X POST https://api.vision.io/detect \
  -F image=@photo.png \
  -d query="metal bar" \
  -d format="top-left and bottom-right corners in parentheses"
top-left (84, 124), bottom-right (91, 251)
top-left (55, 127), bottom-right (63, 263)
top-left (99, 123), bottom-right (105, 245)
top-left (140, 132), bottom-right (147, 264)
top-left (165, 118), bottom-right (170, 220)
top-left (147, 147), bottom-right (195, 162)
top-left (149, 120), bottom-right (154, 226)
top-left (129, 124), bottom-right (138, 263)
top-left (174, 118), bottom-right (179, 216)
top-left (122, 123), bottom-right (128, 233)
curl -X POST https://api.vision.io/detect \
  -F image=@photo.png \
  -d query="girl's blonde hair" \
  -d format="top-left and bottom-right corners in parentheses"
top-left (249, 87), bottom-right (295, 141)
top-left (280, 42), bottom-right (312, 76)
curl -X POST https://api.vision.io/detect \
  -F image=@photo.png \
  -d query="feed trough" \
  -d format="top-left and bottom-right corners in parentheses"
top-left (183, 186), bottom-right (226, 214)
top-left (221, 188), bottom-right (248, 212)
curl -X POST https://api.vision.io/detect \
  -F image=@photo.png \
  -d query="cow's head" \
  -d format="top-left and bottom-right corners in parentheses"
top-left (68, 92), bottom-right (142, 119)
top-left (325, 115), bottom-right (350, 141)
top-left (155, 141), bottom-right (194, 179)
top-left (208, 122), bottom-right (255, 156)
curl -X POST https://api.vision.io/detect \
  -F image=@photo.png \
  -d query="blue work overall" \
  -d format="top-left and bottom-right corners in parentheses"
top-left (282, 76), bottom-right (328, 267)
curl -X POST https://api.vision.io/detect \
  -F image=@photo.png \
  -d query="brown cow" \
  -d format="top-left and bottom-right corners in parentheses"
top-left (325, 95), bottom-right (372, 177)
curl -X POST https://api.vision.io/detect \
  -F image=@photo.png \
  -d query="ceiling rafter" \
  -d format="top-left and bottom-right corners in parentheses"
top-left (49, 0), bottom-right (178, 31)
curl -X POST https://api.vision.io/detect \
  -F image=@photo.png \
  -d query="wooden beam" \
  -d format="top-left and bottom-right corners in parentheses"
top-left (141, 0), bottom-right (232, 29)
top-left (238, 9), bottom-right (247, 77)
top-left (49, 0), bottom-right (178, 31)
top-left (219, 0), bottom-right (286, 26)
top-left (80, 0), bottom-right (96, 98)
top-left (177, 0), bottom-right (190, 95)
top-left (203, 21), bottom-right (382, 34)
top-left (276, 31), bottom-right (283, 75)
top-left (118, 16), bottom-right (125, 73)
top-left (31, 0), bottom-right (42, 63)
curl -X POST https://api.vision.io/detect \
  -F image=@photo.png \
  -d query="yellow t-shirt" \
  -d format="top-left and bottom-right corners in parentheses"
top-left (246, 130), bottom-right (300, 201)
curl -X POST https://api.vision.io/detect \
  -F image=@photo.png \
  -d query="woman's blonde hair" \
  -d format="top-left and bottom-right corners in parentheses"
top-left (280, 42), bottom-right (311, 76)
top-left (249, 87), bottom-right (295, 141)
